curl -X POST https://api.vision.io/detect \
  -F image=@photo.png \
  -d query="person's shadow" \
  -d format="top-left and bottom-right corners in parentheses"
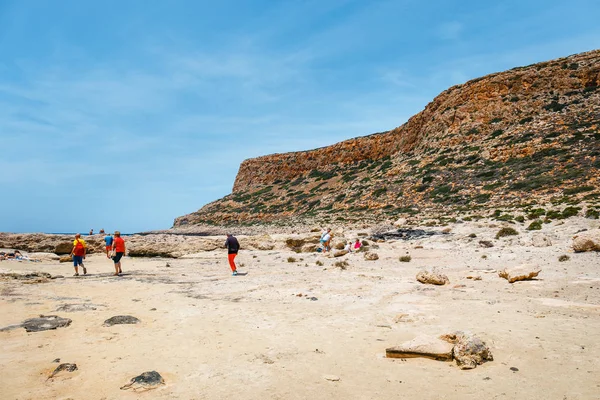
top-left (236, 272), bottom-right (248, 276)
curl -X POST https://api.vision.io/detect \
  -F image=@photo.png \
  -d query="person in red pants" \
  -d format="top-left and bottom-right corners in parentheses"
top-left (224, 233), bottom-right (240, 276)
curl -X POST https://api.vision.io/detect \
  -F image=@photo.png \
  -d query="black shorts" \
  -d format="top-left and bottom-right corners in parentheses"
top-left (112, 252), bottom-right (124, 263)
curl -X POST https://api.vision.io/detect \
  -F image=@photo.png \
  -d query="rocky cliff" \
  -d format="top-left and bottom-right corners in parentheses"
top-left (175, 49), bottom-right (600, 227)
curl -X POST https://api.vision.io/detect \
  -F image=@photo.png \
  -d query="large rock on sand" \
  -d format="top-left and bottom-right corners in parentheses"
top-left (416, 270), bottom-right (449, 285)
top-left (498, 265), bottom-right (541, 283)
top-left (386, 335), bottom-right (454, 361)
top-left (120, 371), bottom-right (165, 392)
top-left (364, 252), bottom-right (379, 261)
top-left (441, 331), bottom-right (493, 370)
top-left (573, 230), bottom-right (600, 252)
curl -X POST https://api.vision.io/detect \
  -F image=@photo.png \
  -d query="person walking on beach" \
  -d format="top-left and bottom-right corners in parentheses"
top-left (69, 233), bottom-right (87, 276)
top-left (224, 233), bottom-right (240, 276)
top-left (104, 233), bottom-right (114, 258)
top-left (111, 231), bottom-right (125, 276)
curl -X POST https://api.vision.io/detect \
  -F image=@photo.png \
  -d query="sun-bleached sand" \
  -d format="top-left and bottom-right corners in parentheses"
top-left (1, 219), bottom-right (600, 399)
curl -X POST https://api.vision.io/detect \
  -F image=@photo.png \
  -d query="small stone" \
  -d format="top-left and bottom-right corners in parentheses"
top-left (103, 315), bottom-right (140, 327)
top-left (510, 367), bottom-right (519, 372)
top-left (479, 240), bottom-right (494, 248)
top-left (52, 358), bottom-right (61, 363)
top-left (323, 375), bottom-right (340, 382)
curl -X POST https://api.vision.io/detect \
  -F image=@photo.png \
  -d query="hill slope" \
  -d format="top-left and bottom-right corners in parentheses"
top-left (175, 49), bottom-right (600, 227)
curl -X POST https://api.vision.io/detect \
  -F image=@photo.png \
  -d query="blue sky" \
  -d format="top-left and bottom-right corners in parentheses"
top-left (1, 0), bottom-right (599, 233)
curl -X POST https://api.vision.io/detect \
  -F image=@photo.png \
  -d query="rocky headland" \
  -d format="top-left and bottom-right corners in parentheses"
top-left (176, 49), bottom-right (600, 228)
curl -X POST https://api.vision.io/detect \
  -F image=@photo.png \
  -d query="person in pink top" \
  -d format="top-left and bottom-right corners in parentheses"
top-left (353, 239), bottom-right (362, 250)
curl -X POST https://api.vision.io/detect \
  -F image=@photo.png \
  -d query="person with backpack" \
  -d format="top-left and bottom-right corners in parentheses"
top-left (69, 233), bottom-right (87, 276)
top-left (224, 233), bottom-right (240, 276)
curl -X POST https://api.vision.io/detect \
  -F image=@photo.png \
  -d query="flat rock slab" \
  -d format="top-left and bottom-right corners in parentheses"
top-left (498, 265), bottom-right (541, 283)
top-left (386, 335), bottom-right (454, 361)
top-left (103, 315), bottom-right (140, 326)
top-left (21, 315), bottom-right (72, 332)
top-left (120, 371), bottom-right (165, 392)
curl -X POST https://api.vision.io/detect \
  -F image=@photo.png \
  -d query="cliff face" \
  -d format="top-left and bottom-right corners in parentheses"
top-left (175, 49), bottom-right (600, 227)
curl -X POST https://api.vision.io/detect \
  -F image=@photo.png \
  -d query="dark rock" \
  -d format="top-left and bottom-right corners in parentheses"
top-left (120, 371), bottom-right (165, 391)
top-left (479, 240), bottom-right (494, 248)
top-left (103, 315), bottom-right (140, 326)
top-left (371, 229), bottom-right (438, 241)
top-left (510, 367), bottom-right (519, 372)
top-left (52, 358), bottom-right (60, 363)
top-left (48, 363), bottom-right (78, 379)
top-left (21, 315), bottom-right (72, 332)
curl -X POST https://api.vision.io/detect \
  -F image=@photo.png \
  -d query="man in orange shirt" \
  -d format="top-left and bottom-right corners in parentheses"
top-left (111, 231), bottom-right (126, 276)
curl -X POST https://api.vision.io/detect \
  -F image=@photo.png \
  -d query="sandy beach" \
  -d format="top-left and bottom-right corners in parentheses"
top-left (1, 219), bottom-right (600, 399)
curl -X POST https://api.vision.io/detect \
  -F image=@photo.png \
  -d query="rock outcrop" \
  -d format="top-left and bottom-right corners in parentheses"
top-left (175, 49), bottom-right (600, 227)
